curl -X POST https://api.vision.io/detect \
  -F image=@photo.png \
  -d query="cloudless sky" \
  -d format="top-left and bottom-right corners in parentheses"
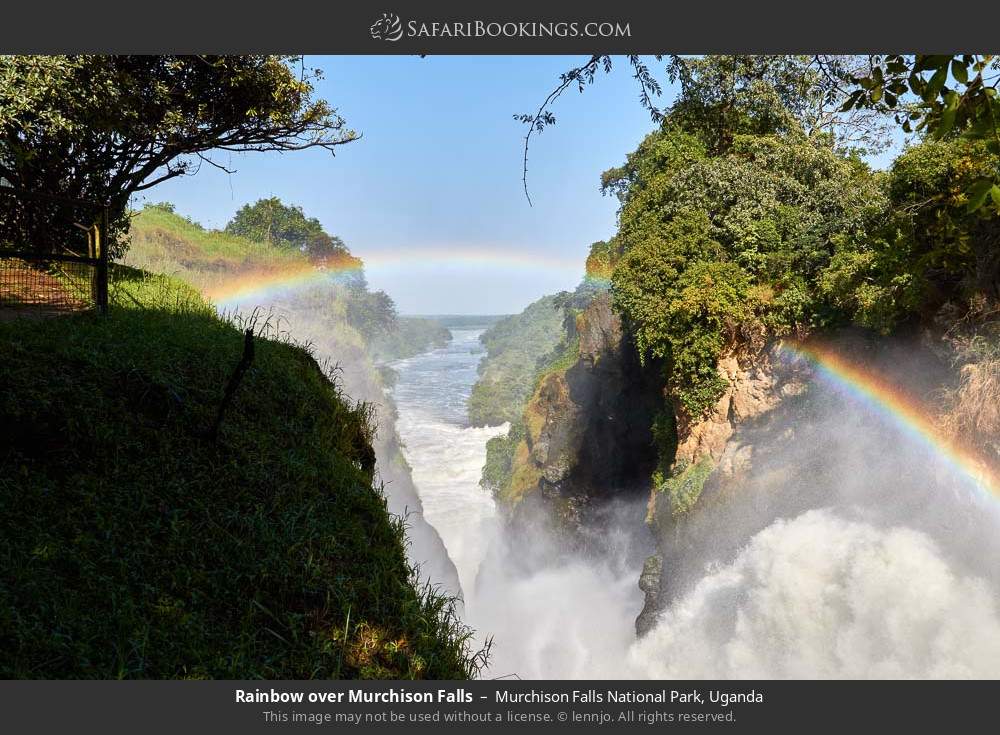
top-left (146, 56), bottom-right (666, 314)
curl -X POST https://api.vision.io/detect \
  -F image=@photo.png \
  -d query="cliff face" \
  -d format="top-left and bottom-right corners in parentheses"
top-left (637, 345), bottom-right (808, 634)
top-left (636, 326), bottom-right (1000, 637)
top-left (271, 298), bottom-right (463, 599)
top-left (503, 292), bottom-right (662, 542)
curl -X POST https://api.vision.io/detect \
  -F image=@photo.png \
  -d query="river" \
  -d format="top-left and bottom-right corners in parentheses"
top-left (389, 329), bottom-right (505, 609)
top-left (390, 327), bottom-right (642, 678)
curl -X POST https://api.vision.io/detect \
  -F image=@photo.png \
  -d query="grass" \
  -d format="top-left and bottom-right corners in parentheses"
top-left (125, 206), bottom-right (305, 294)
top-left (941, 313), bottom-right (1000, 459)
top-left (0, 265), bottom-right (480, 679)
top-left (656, 457), bottom-right (715, 517)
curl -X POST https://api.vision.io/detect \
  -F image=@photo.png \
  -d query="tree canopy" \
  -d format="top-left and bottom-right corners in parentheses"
top-left (522, 54), bottom-right (1000, 213)
top-left (0, 55), bottom-right (355, 255)
top-left (600, 56), bottom-right (998, 421)
top-left (225, 196), bottom-right (353, 262)
top-left (839, 55), bottom-right (1000, 213)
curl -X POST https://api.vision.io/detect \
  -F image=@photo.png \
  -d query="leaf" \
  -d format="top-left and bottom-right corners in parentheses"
top-left (935, 91), bottom-right (960, 138)
top-left (992, 185), bottom-right (1000, 208)
top-left (925, 66), bottom-right (949, 101)
top-left (966, 178), bottom-right (994, 212)
top-left (951, 59), bottom-right (969, 85)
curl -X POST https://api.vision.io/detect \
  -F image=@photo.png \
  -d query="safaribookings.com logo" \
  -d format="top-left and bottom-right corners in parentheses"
top-left (369, 13), bottom-right (630, 42)
top-left (370, 13), bottom-right (404, 41)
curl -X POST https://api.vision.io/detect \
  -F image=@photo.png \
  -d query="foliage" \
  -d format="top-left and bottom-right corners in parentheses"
top-left (519, 55), bottom-right (898, 203)
top-left (605, 59), bottom-right (888, 417)
top-left (369, 317), bottom-right (452, 363)
top-left (520, 54), bottom-right (1000, 516)
top-left (0, 55), bottom-right (355, 257)
top-left (225, 197), bottom-right (354, 262)
top-left (480, 421), bottom-right (526, 500)
top-left (656, 458), bottom-right (714, 517)
top-left (127, 204), bottom-right (305, 286)
top-left (841, 55), bottom-right (1000, 213)
top-left (584, 240), bottom-right (615, 282)
top-left (468, 293), bottom-right (567, 426)
top-left (128, 203), bottom-right (398, 344)
top-left (0, 266), bottom-right (479, 679)
top-left (818, 138), bottom-right (1000, 331)
top-left (344, 287), bottom-right (397, 342)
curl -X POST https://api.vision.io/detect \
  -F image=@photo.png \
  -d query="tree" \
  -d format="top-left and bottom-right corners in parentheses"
top-left (518, 55), bottom-right (895, 204)
top-left (225, 197), bottom-right (323, 249)
top-left (603, 57), bottom-right (887, 418)
top-left (345, 287), bottom-right (397, 341)
top-left (838, 55), bottom-right (1000, 213)
top-left (524, 54), bottom-right (999, 213)
top-left (224, 196), bottom-right (359, 270)
top-left (304, 231), bottom-right (350, 261)
top-left (0, 55), bottom-right (356, 256)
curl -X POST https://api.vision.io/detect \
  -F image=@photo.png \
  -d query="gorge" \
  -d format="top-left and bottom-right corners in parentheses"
top-left (388, 294), bottom-right (1000, 679)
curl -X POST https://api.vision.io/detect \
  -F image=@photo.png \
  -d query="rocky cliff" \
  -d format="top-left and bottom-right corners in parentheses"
top-left (636, 326), bottom-right (1000, 636)
top-left (501, 292), bottom-right (662, 552)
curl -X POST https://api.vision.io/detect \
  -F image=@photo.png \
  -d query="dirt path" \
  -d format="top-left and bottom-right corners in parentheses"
top-left (0, 258), bottom-right (90, 321)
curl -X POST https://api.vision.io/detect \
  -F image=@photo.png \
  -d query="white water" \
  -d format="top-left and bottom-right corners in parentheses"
top-left (391, 329), bottom-right (641, 678)
top-left (391, 329), bottom-right (1000, 679)
top-left (628, 509), bottom-right (1000, 679)
top-left (390, 330), bottom-right (505, 605)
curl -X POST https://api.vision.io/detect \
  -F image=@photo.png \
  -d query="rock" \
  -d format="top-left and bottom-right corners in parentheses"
top-left (635, 554), bottom-right (663, 637)
top-left (503, 292), bottom-right (663, 532)
top-left (718, 442), bottom-right (754, 479)
top-left (672, 347), bottom-right (799, 469)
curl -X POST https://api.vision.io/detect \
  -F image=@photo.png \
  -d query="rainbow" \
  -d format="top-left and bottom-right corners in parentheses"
top-left (782, 342), bottom-right (1000, 501)
top-left (205, 248), bottom-right (589, 307)
top-left (205, 264), bottom-right (353, 306)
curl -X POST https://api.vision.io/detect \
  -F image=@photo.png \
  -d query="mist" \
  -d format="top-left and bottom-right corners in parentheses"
top-left (392, 328), bottom-right (1000, 679)
top-left (629, 509), bottom-right (1000, 678)
top-left (235, 293), bottom-right (1000, 680)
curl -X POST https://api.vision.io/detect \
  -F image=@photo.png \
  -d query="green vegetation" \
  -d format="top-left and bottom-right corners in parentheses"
top-left (129, 203), bottom-right (302, 283)
top-left (226, 197), bottom-right (357, 262)
top-left (605, 56), bottom-right (888, 419)
top-left (468, 294), bottom-right (566, 426)
top-left (655, 458), bottom-right (714, 518)
top-left (0, 55), bottom-right (354, 257)
top-left (477, 285), bottom-right (596, 501)
top-left (603, 56), bottom-right (999, 423)
top-left (369, 317), bottom-right (452, 363)
top-left (0, 267), bottom-right (478, 679)
top-left (127, 203), bottom-right (403, 349)
top-left (481, 422), bottom-right (526, 502)
top-left (842, 55), bottom-right (1000, 212)
top-left (538, 55), bottom-right (1000, 517)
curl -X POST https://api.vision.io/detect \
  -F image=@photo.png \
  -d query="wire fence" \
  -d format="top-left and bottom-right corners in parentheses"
top-left (0, 186), bottom-right (109, 315)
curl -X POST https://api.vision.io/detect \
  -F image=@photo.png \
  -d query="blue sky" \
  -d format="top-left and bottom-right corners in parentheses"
top-left (144, 56), bottom-right (665, 315)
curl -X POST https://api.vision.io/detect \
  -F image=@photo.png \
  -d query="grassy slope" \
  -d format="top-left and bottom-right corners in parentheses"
top-left (128, 207), bottom-right (452, 363)
top-left (0, 267), bottom-right (475, 679)
top-left (125, 206), bottom-right (302, 290)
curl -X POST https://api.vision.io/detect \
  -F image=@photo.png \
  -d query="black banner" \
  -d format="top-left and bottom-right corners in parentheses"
top-left (0, 680), bottom-right (996, 732)
top-left (3, 0), bottom-right (1000, 53)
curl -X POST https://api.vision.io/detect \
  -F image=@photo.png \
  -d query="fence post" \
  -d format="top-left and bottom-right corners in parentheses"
top-left (97, 205), bottom-right (110, 314)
